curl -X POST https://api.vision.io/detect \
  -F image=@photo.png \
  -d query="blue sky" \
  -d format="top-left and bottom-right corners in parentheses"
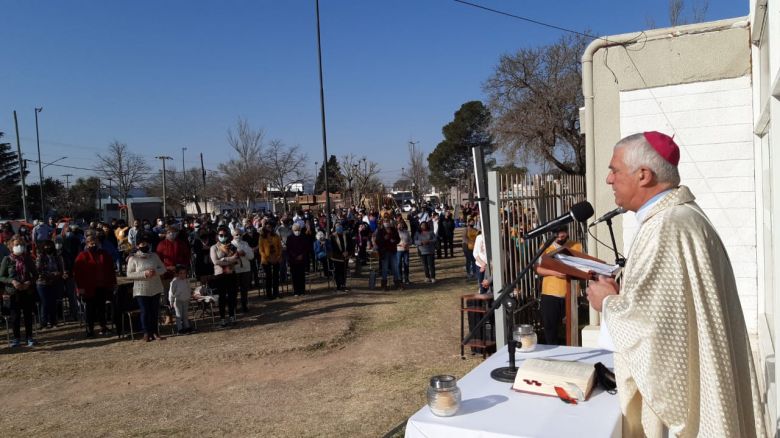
top-left (2, 0), bottom-right (747, 186)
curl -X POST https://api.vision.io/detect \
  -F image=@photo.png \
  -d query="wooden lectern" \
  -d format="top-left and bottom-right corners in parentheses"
top-left (539, 247), bottom-right (618, 346)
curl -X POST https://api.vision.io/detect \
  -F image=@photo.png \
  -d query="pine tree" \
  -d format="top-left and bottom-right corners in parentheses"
top-left (0, 132), bottom-right (23, 217)
top-left (314, 155), bottom-right (345, 194)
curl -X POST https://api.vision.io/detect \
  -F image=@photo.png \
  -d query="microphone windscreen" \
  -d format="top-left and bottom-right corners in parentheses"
top-left (571, 201), bottom-right (595, 222)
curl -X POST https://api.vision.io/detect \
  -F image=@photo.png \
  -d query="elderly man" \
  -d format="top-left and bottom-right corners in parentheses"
top-left (586, 132), bottom-right (764, 437)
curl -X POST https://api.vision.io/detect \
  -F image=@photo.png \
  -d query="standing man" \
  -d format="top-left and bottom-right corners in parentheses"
top-left (586, 132), bottom-right (764, 437)
top-left (438, 210), bottom-right (455, 258)
top-left (329, 223), bottom-right (353, 292)
top-left (534, 226), bottom-right (581, 345)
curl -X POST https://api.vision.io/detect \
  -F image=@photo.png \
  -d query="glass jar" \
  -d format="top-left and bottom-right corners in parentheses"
top-left (514, 324), bottom-right (537, 352)
top-left (427, 375), bottom-right (461, 417)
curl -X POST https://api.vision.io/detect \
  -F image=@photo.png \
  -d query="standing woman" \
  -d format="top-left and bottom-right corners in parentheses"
top-left (210, 226), bottom-right (239, 326)
top-left (0, 236), bottom-right (38, 347)
top-left (414, 221), bottom-right (437, 283)
top-left (396, 220), bottom-right (411, 285)
top-left (35, 239), bottom-right (65, 329)
top-left (126, 239), bottom-right (166, 342)
top-left (260, 223), bottom-right (282, 300)
top-left (73, 234), bottom-right (116, 337)
top-left (286, 223), bottom-right (310, 296)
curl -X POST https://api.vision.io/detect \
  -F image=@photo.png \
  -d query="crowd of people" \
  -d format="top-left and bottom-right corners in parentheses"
top-left (0, 202), bottom-right (486, 347)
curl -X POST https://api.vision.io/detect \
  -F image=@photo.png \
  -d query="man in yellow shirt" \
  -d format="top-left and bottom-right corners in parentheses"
top-left (534, 226), bottom-right (581, 345)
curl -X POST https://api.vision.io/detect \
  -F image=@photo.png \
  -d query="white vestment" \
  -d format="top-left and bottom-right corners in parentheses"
top-left (603, 186), bottom-right (765, 438)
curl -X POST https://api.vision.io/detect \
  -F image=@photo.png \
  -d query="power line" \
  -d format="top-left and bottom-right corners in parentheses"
top-left (453, 0), bottom-right (603, 40)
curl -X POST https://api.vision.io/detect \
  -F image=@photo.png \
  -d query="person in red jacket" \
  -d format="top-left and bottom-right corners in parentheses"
top-left (155, 226), bottom-right (191, 320)
top-left (73, 234), bottom-right (117, 337)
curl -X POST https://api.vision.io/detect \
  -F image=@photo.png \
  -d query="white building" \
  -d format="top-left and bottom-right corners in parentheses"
top-left (581, 3), bottom-right (779, 431)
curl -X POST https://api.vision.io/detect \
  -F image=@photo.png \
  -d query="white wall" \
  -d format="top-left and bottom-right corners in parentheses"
top-left (618, 76), bottom-right (758, 332)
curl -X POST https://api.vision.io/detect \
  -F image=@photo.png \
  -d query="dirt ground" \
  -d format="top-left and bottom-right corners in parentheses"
top-left (0, 234), bottom-right (485, 437)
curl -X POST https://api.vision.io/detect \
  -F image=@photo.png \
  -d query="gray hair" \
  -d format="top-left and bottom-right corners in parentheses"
top-left (615, 133), bottom-right (680, 186)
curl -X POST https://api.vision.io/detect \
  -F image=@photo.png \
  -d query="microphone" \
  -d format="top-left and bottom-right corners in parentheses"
top-left (589, 207), bottom-right (626, 228)
top-left (524, 201), bottom-right (594, 240)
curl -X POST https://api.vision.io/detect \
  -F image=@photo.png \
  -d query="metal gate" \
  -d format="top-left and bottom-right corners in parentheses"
top-left (487, 171), bottom-right (587, 345)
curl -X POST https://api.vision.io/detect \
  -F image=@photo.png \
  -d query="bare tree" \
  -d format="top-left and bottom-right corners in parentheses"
top-left (484, 34), bottom-right (588, 175)
top-left (341, 153), bottom-right (382, 206)
top-left (264, 139), bottom-right (308, 212)
top-left (218, 117), bottom-right (266, 209)
top-left (691, 0), bottom-right (708, 23)
top-left (402, 141), bottom-right (430, 204)
top-left (96, 141), bottom-right (151, 217)
top-left (144, 167), bottom-right (205, 215)
top-left (669, 0), bottom-right (685, 26)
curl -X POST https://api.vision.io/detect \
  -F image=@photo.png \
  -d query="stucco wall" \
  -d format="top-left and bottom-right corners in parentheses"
top-left (589, 23), bottom-right (751, 261)
top-left (587, 21), bottom-right (758, 332)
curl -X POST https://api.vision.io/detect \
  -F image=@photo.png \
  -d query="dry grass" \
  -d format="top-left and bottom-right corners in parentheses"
top-left (0, 234), bottom-right (485, 437)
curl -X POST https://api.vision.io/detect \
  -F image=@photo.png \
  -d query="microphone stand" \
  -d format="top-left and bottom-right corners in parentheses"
top-left (604, 217), bottom-right (625, 267)
top-left (463, 233), bottom-right (557, 382)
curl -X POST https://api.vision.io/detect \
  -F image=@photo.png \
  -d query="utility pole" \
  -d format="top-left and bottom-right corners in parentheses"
top-left (34, 107), bottom-right (45, 218)
top-left (315, 0), bottom-right (332, 232)
top-left (155, 156), bottom-right (173, 217)
top-left (13, 111), bottom-right (29, 221)
top-left (200, 153), bottom-right (207, 215)
top-left (62, 174), bottom-right (73, 190)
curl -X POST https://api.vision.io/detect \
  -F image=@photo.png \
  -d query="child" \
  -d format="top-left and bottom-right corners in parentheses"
top-left (168, 265), bottom-right (192, 334)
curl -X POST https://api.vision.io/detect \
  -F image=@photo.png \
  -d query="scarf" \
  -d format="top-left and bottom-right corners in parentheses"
top-left (12, 254), bottom-right (27, 281)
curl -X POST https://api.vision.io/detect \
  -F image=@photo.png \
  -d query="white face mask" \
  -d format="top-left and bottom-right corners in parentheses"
top-left (293, 231), bottom-right (301, 236)
top-left (55, 243), bottom-right (63, 250)
top-left (12, 245), bottom-right (25, 255)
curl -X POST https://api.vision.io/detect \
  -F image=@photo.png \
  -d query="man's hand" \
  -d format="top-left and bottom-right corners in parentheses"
top-left (586, 276), bottom-right (620, 312)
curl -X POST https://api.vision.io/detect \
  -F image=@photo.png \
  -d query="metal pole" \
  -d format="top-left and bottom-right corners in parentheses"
top-left (156, 156), bottom-right (172, 217)
top-left (200, 153), bottom-right (207, 215)
top-left (315, 0), bottom-right (332, 232)
top-left (35, 107), bottom-right (45, 218)
top-left (13, 111), bottom-right (29, 221)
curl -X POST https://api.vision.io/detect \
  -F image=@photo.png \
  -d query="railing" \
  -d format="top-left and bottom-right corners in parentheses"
top-left (487, 172), bottom-right (587, 345)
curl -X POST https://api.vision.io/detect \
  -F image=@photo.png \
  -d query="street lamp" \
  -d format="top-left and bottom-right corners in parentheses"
top-left (34, 107), bottom-right (44, 217)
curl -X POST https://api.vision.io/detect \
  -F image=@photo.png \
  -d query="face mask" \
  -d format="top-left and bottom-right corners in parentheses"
top-left (138, 246), bottom-right (150, 254)
top-left (383, 222), bottom-right (391, 229)
top-left (19, 228), bottom-right (27, 234)
top-left (219, 236), bottom-right (229, 244)
top-left (12, 245), bottom-right (25, 255)
top-left (166, 233), bottom-right (176, 241)
top-left (157, 221), bottom-right (163, 226)
top-left (55, 243), bottom-right (63, 250)
top-left (233, 235), bottom-right (241, 241)
top-left (293, 230), bottom-right (301, 236)
top-left (144, 224), bottom-right (151, 230)
top-left (66, 232), bottom-right (72, 237)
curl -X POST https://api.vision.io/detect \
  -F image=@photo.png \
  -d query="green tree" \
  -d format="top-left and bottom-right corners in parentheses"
top-left (27, 177), bottom-right (67, 219)
top-left (314, 155), bottom-right (344, 194)
top-left (427, 101), bottom-right (495, 195)
top-left (0, 132), bottom-right (24, 218)
top-left (67, 177), bottom-right (100, 220)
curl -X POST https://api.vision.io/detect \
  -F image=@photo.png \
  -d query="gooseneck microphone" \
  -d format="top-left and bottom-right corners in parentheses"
top-left (589, 207), bottom-right (626, 228)
top-left (524, 201), bottom-right (594, 240)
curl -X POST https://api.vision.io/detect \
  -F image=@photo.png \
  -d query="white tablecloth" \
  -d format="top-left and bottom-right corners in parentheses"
top-left (405, 345), bottom-right (622, 438)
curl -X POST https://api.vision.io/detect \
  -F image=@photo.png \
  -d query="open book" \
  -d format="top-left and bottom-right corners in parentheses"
top-left (512, 358), bottom-right (596, 401)
top-left (553, 254), bottom-right (620, 277)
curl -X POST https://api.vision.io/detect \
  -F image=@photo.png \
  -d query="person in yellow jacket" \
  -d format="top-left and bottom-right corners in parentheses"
top-left (534, 226), bottom-right (581, 345)
top-left (259, 223), bottom-right (282, 300)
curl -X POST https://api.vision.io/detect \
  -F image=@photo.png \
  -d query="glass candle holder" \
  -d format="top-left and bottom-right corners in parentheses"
top-left (427, 375), bottom-right (461, 417)
top-left (514, 324), bottom-right (537, 352)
